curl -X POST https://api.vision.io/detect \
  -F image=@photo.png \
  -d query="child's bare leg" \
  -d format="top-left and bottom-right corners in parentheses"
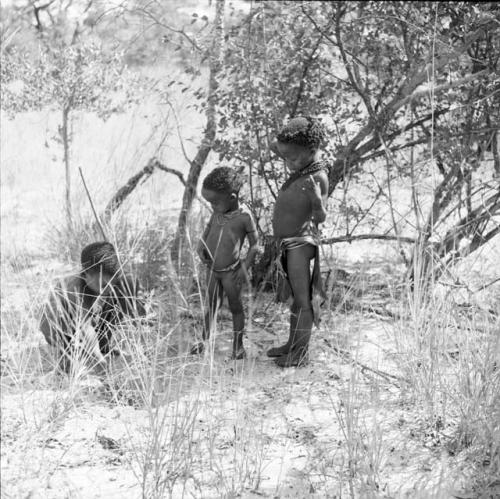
top-left (204, 272), bottom-right (223, 340)
top-left (275, 244), bottom-right (315, 367)
top-left (191, 272), bottom-right (222, 355)
top-left (221, 271), bottom-right (246, 360)
top-left (267, 312), bottom-right (297, 357)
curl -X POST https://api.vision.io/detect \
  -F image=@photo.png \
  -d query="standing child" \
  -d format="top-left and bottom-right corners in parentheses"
top-left (40, 241), bottom-right (146, 374)
top-left (267, 116), bottom-right (329, 367)
top-left (192, 167), bottom-right (259, 360)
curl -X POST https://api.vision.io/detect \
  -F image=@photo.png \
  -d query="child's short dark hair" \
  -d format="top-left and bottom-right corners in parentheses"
top-left (276, 116), bottom-right (327, 150)
top-left (81, 241), bottom-right (120, 276)
top-left (202, 167), bottom-right (243, 195)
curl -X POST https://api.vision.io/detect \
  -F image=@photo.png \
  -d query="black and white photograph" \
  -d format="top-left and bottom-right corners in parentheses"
top-left (1, 1), bottom-right (499, 497)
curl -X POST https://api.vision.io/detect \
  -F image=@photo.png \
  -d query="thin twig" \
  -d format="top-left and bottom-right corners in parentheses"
top-left (321, 234), bottom-right (416, 245)
top-left (79, 166), bottom-right (108, 241)
top-left (324, 340), bottom-right (404, 387)
top-left (155, 162), bottom-right (186, 186)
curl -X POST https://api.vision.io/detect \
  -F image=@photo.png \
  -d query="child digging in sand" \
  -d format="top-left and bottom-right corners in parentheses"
top-left (267, 116), bottom-right (329, 368)
top-left (40, 241), bottom-right (146, 374)
top-left (191, 167), bottom-right (259, 360)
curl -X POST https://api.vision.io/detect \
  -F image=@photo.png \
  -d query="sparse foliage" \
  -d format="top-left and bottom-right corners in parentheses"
top-left (1, 41), bottom-right (140, 232)
top-left (215, 1), bottom-right (500, 281)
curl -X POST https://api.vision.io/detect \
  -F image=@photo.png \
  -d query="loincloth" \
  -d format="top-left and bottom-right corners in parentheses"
top-left (211, 259), bottom-right (241, 273)
top-left (275, 235), bottom-right (326, 327)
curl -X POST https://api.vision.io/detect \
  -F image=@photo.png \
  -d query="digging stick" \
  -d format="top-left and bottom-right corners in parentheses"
top-left (78, 166), bottom-right (108, 241)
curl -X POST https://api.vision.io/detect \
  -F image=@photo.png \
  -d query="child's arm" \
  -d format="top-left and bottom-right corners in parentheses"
top-left (245, 231), bottom-right (259, 269)
top-left (40, 281), bottom-right (66, 348)
top-left (119, 275), bottom-right (147, 317)
top-left (40, 278), bottom-right (80, 347)
top-left (243, 213), bottom-right (260, 268)
top-left (197, 216), bottom-right (214, 265)
top-left (304, 173), bottom-right (328, 224)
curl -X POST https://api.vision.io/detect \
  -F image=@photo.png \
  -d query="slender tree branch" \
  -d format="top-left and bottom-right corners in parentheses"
top-left (104, 158), bottom-right (157, 218)
top-left (155, 162), bottom-right (186, 186)
top-left (334, 3), bottom-right (373, 114)
top-left (290, 30), bottom-right (326, 117)
top-left (358, 137), bottom-right (429, 163)
top-left (397, 70), bottom-right (489, 108)
top-left (322, 234), bottom-right (416, 245)
top-left (30, 0), bottom-right (56, 31)
top-left (165, 99), bottom-right (193, 167)
top-left (132, 5), bottom-right (203, 53)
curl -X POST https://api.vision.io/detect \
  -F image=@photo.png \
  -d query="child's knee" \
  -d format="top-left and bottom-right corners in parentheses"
top-left (227, 297), bottom-right (244, 315)
top-left (292, 295), bottom-right (312, 311)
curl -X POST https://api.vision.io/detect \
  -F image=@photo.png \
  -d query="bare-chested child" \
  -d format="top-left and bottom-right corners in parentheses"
top-left (267, 116), bottom-right (329, 367)
top-left (191, 167), bottom-right (259, 360)
top-left (40, 241), bottom-right (145, 374)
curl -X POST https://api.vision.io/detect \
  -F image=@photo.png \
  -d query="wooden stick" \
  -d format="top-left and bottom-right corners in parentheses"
top-left (78, 166), bottom-right (108, 241)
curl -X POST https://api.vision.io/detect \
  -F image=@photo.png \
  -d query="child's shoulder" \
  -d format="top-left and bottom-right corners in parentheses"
top-left (311, 162), bottom-right (329, 185)
top-left (238, 206), bottom-right (252, 217)
top-left (53, 273), bottom-right (85, 292)
top-left (238, 206), bottom-right (256, 223)
top-left (47, 273), bottom-right (87, 306)
top-left (313, 160), bottom-right (329, 177)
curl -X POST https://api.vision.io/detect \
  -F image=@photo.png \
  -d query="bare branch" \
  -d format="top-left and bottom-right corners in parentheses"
top-left (388, 21), bottom-right (497, 113)
top-left (104, 158), bottom-right (157, 219)
top-left (334, 3), bottom-right (373, 114)
top-left (30, 0), bottom-right (56, 31)
top-left (155, 162), bottom-right (186, 186)
top-left (397, 70), bottom-right (489, 108)
top-left (132, 5), bottom-right (203, 53)
top-left (358, 137), bottom-right (429, 163)
top-left (322, 234), bottom-right (416, 245)
top-left (290, 29), bottom-right (327, 117)
top-left (165, 99), bottom-right (193, 166)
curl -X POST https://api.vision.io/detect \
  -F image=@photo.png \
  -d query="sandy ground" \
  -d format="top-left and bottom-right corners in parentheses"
top-left (2, 272), bottom-right (493, 498)
top-left (2, 229), bottom-right (499, 498)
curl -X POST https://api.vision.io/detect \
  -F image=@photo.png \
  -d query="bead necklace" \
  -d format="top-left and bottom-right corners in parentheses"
top-left (281, 160), bottom-right (327, 191)
top-left (214, 208), bottom-right (242, 226)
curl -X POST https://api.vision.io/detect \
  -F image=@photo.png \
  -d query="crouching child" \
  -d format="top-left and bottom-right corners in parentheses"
top-left (40, 241), bottom-right (146, 375)
top-left (191, 167), bottom-right (259, 359)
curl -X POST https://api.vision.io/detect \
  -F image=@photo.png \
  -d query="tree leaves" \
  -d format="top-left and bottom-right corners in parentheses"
top-left (0, 43), bottom-right (139, 120)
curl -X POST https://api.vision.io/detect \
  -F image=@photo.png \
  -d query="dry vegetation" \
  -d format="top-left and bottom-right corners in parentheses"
top-left (2, 184), bottom-right (499, 498)
top-left (1, 1), bottom-right (500, 498)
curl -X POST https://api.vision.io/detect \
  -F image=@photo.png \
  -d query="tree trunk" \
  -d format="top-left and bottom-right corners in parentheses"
top-left (61, 105), bottom-right (72, 234)
top-left (171, 0), bottom-right (225, 268)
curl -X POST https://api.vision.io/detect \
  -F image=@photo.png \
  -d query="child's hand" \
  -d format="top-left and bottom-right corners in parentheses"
top-left (197, 246), bottom-right (212, 265)
top-left (302, 175), bottom-right (322, 201)
top-left (236, 262), bottom-right (251, 287)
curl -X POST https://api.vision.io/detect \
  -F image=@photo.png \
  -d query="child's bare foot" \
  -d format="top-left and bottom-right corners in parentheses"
top-left (275, 347), bottom-right (309, 368)
top-left (267, 344), bottom-right (289, 358)
top-left (190, 342), bottom-right (205, 355)
top-left (231, 347), bottom-right (246, 360)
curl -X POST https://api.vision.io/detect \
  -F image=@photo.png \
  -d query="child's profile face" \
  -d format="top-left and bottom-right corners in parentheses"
top-left (276, 141), bottom-right (316, 171)
top-left (202, 188), bottom-right (237, 214)
top-left (84, 270), bottom-right (113, 294)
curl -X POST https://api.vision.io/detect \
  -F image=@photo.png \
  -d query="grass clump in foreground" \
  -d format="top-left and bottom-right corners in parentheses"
top-left (1, 220), bottom-right (499, 498)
